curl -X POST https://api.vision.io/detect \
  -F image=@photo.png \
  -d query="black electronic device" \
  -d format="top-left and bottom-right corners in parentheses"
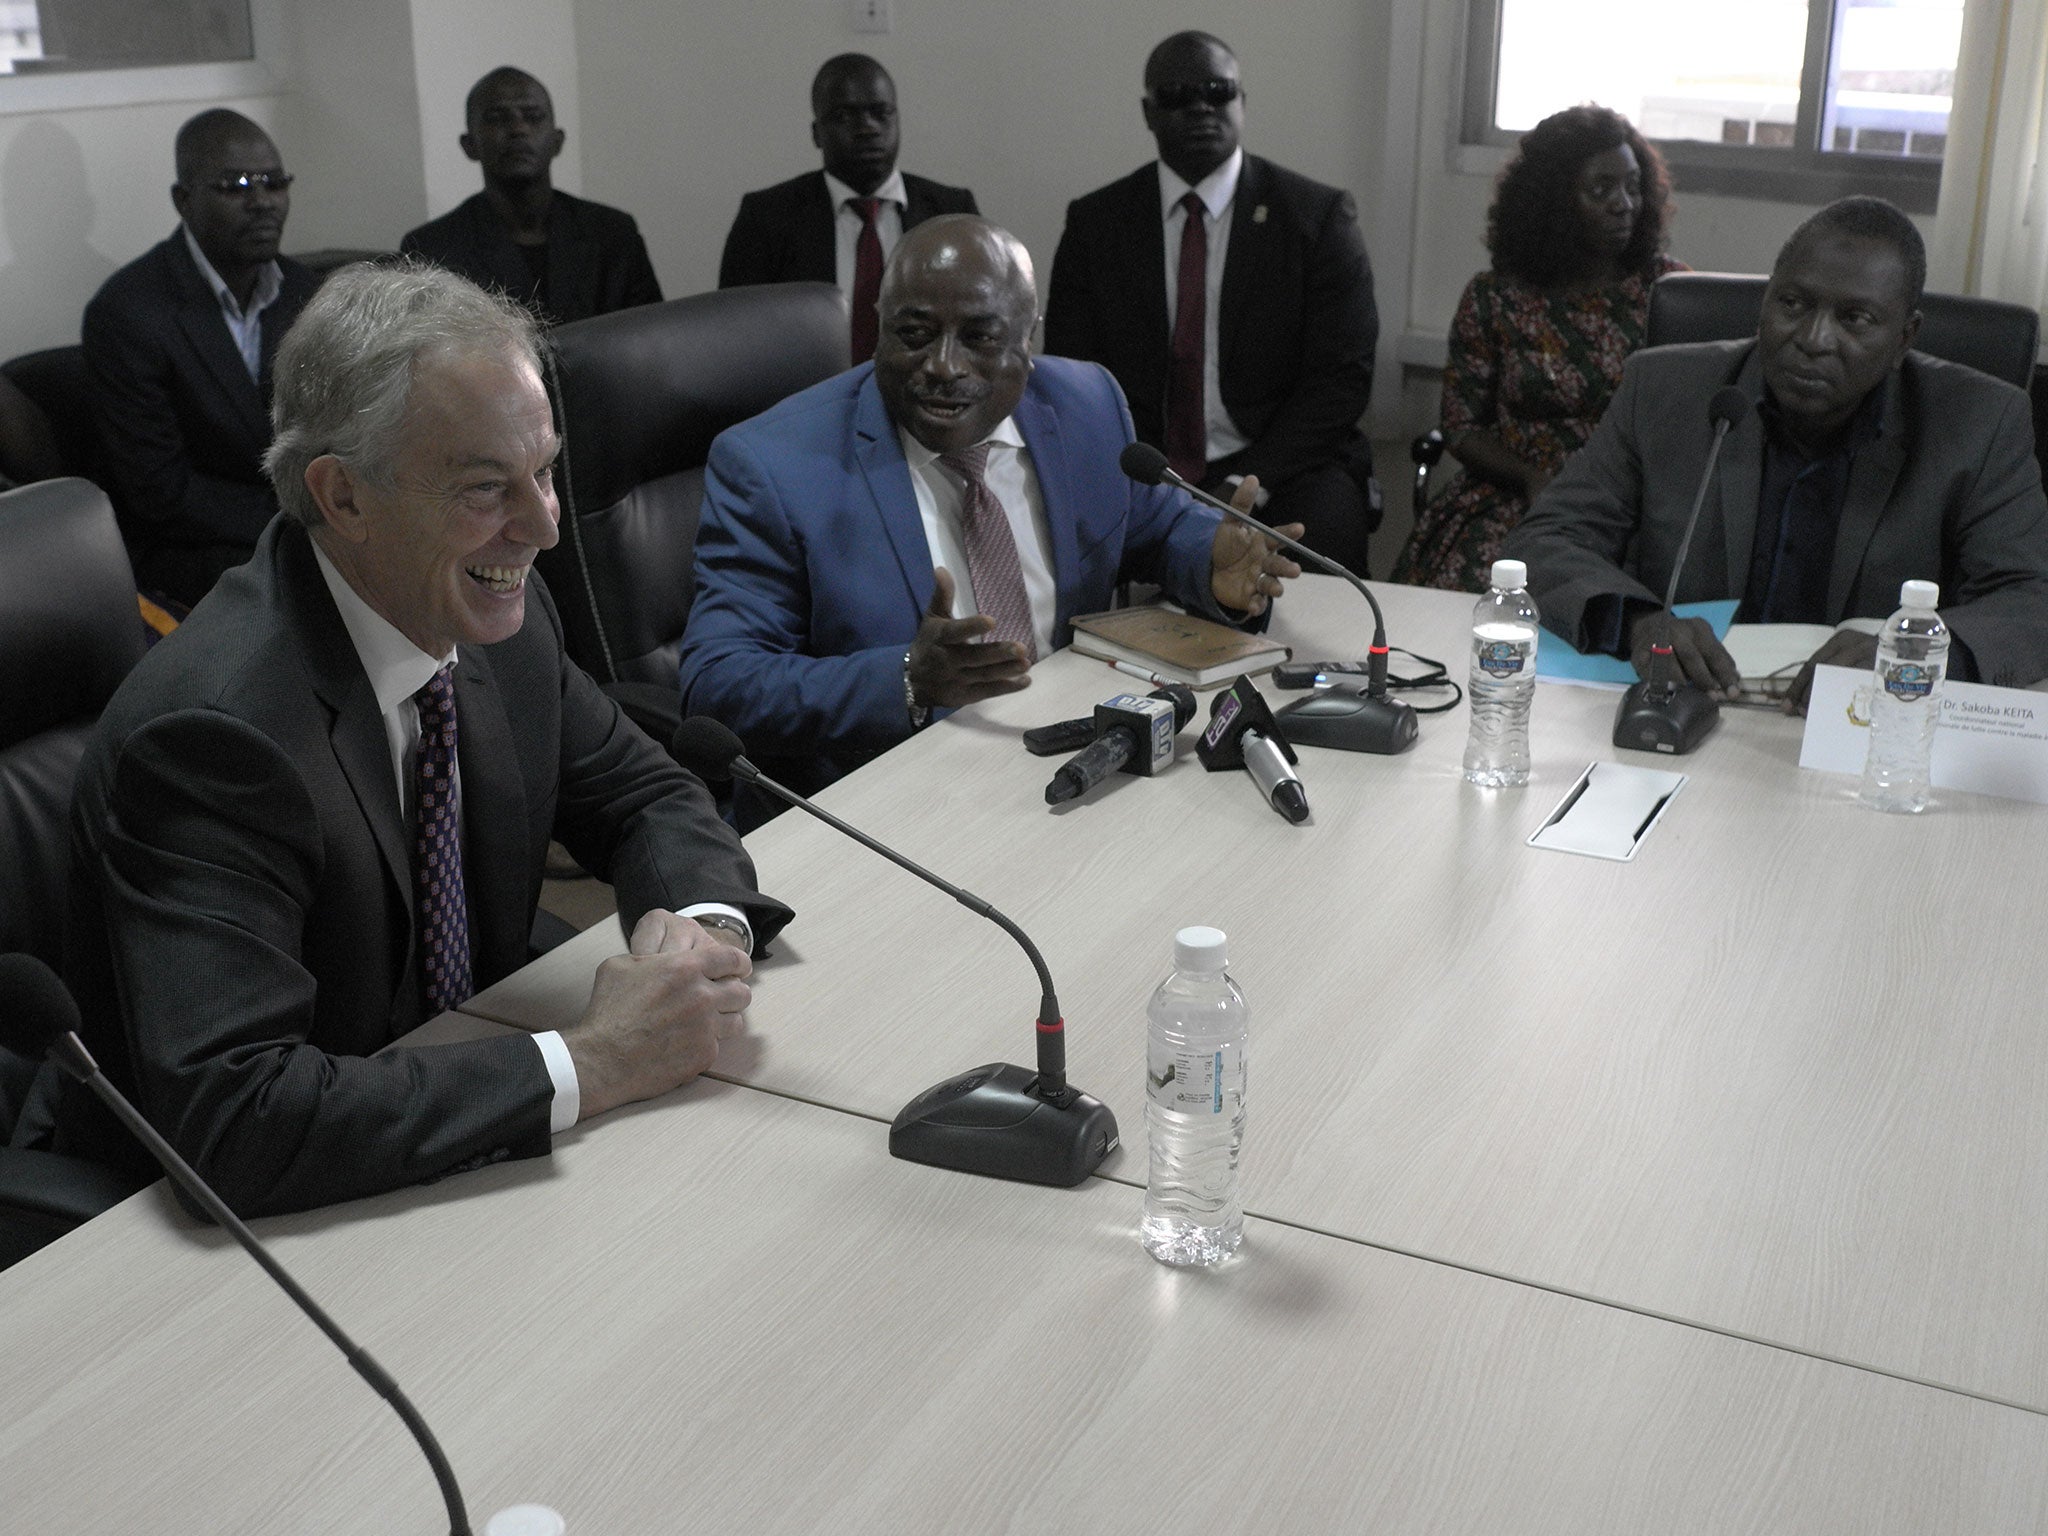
top-left (1278, 682), bottom-right (1421, 754)
top-left (1198, 677), bottom-right (1310, 823)
top-left (2, 954), bottom-right (486, 1536)
top-left (1021, 717), bottom-right (1101, 756)
top-left (1043, 684), bottom-right (1197, 805)
top-left (671, 719), bottom-right (1118, 1187)
top-left (1121, 442), bottom-right (1418, 754)
top-left (1610, 386), bottom-right (1750, 756)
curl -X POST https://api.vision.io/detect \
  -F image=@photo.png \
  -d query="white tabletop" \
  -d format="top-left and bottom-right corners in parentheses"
top-left (462, 578), bottom-right (2048, 1412)
top-left (6, 1080), bottom-right (2044, 1533)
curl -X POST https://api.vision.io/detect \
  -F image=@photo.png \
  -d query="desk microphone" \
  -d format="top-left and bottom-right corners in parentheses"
top-left (3, 953), bottom-right (505, 1536)
top-left (1612, 385), bottom-right (1750, 755)
top-left (671, 718), bottom-right (1118, 1187)
top-left (1119, 441), bottom-right (1417, 754)
top-left (1044, 684), bottom-right (1196, 804)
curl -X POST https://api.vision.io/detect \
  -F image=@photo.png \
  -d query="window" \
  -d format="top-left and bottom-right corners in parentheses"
top-left (1462, 0), bottom-right (1964, 212)
top-left (2, 0), bottom-right (253, 76)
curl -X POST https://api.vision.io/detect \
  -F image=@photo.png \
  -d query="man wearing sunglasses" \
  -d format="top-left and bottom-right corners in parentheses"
top-left (82, 109), bottom-right (319, 611)
top-left (1046, 32), bottom-right (1381, 574)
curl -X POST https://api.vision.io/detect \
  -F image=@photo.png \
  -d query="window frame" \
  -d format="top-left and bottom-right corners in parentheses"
top-left (0, 0), bottom-right (285, 118)
top-left (1458, 0), bottom-right (1943, 214)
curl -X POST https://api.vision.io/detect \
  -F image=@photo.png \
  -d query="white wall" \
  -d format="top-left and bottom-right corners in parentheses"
top-left (571, 0), bottom-right (1391, 327)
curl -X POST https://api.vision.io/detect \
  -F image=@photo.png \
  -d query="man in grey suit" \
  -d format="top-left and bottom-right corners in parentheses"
top-left (1505, 196), bottom-right (2048, 702)
top-left (60, 264), bottom-right (791, 1217)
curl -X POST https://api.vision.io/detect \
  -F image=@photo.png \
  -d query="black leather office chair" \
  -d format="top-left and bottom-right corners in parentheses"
top-left (2, 345), bottom-right (102, 485)
top-left (1646, 271), bottom-right (2041, 389)
top-left (542, 283), bottom-right (850, 747)
top-left (0, 478), bottom-right (151, 1268)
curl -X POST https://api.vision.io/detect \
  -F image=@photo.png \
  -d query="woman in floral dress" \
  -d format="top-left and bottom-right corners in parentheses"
top-left (1395, 105), bottom-right (1682, 591)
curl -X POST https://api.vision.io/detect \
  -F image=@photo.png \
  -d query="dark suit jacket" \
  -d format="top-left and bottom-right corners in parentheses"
top-left (1043, 155), bottom-right (1378, 491)
top-left (401, 190), bottom-right (663, 324)
top-left (59, 517), bottom-right (792, 1216)
top-left (1503, 341), bottom-right (2048, 687)
top-left (678, 356), bottom-right (1234, 822)
top-left (80, 230), bottom-right (318, 604)
top-left (717, 170), bottom-right (979, 289)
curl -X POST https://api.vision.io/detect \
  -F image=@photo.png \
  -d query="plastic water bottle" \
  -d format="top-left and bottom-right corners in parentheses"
top-left (1860, 579), bottom-right (1949, 814)
top-left (1141, 926), bottom-right (1247, 1267)
top-left (1463, 558), bottom-right (1540, 787)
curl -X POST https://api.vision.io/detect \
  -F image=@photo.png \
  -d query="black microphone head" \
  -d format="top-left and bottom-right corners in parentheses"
top-left (1152, 683), bottom-right (1198, 730)
top-left (671, 716), bottom-right (751, 784)
top-left (1119, 441), bottom-right (1171, 485)
top-left (1709, 387), bottom-right (1751, 430)
top-left (0, 951), bottom-right (80, 1059)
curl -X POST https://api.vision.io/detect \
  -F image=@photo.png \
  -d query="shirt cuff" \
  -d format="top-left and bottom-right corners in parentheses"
top-left (533, 1029), bottom-right (579, 1134)
top-left (679, 901), bottom-right (751, 951)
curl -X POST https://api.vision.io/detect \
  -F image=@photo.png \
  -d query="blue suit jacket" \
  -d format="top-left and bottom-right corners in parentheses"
top-left (679, 355), bottom-right (1228, 806)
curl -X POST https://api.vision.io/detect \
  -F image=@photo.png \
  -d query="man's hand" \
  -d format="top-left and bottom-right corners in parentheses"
top-left (1626, 609), bottom-right (1741, 695)
top-left (1785, 629), bottom-right (1879, 716)
top-left (1209, 475), bottom-right (1303, 616)
top-left (906, 567), bottom-right (1033, 711)
top-left (562, 909), bottom-right (754, 1121)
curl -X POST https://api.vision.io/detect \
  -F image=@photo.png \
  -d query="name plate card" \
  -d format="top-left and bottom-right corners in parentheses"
top-left (1798, 664), bottom-right (2048, 806)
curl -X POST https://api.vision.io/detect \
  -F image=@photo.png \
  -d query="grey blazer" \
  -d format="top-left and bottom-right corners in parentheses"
top-left (1504, 340), bottom-right (2048, 687)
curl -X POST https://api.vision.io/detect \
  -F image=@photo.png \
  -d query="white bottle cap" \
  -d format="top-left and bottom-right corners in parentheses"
top-left (485, 1506), bottom-right (567, 1536)
top-left (1900, 579), bottom-right (1939, 609)
top-left (1174, 925), bottom-right (1227, 971)
top-left (1490, 559), bottom-right (1527, 591)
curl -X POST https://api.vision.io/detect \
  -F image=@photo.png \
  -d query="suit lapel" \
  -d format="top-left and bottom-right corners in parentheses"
top-left (452, 644), bottom-right (530, 981)
top-left (166, 235), bottom-right (268, 442)
top-left (1126, 168), bottom-right (1171, 356)
top-left (852, 373), bottom-right (937, 614)
top-left (797, 173), bottom-right (839, 286)
top-left (1714, 346), bottom-right (1768, 595)
top-left (543, 195), bottom-right (602, 321)
top-left (1015, 380), bottom-right (1079, 634)
top-left (1827, 369), bottom-right (1908, 621)
top-left (1218, 154), bottom-right (1268, 371)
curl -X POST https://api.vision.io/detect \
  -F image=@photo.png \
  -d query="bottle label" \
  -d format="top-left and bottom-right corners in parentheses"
top-left (1881, 660), bottom-right (1940, 701)
top-left (1476, 639), bottom-right (1527, 678)
top-left (1147, 1040), bottom-right (1244, 1115)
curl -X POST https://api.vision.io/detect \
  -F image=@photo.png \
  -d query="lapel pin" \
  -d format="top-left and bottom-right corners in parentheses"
top-left (1253, 205), bottom-right (1268, 223)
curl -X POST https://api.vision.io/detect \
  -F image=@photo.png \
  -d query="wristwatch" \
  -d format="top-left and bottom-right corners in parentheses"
top-left (692, 912), bottom-right (751, 948)
top-left (904, 650), bottom-right (930, 729)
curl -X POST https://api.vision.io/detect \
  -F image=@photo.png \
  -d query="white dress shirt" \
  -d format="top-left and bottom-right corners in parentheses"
top-left (311, 546), bottom-right (748, 1134)
top-left (825, 167), bottom-right (909, 300)
top-left (1157, 149), bottom-right (1250, 465)
top-left (898, 416), bottom-right (1059, 660)
top-left (181, 224), bottom-right (284, 385)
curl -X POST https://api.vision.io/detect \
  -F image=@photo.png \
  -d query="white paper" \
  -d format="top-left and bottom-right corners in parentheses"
top-left (1799, 664), bottom-right (2048, 805)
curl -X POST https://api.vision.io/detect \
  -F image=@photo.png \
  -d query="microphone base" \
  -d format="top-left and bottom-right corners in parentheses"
top-left (1612, 680), bottom-right (1721, 755)
top-left (890, 1062), bottom-right (1119, 1187)
top-left (1274, 684), bottom-right (1419, 754)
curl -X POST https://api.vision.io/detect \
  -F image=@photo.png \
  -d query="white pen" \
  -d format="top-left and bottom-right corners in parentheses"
top-left (1101, 657), bottom-right (1173, 688)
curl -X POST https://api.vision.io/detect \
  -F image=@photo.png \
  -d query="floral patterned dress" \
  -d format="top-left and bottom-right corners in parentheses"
top-left (1394, 255), bottom-right (1685, 591)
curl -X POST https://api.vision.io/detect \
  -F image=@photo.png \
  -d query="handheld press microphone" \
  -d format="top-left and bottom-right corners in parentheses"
top-left (672, 718), bottom-right (1118, 1187)
top-left (2, 953), bottom-right (493, 1536)
top-left (1612, 386), bottom-right (1751, 756)
top-left (1043, 684), bottom-right (1197, 804)
top-left (1119, 442), bottom-right (1417, 754)
top-left (1198, 676), bottom-right (1310, 823)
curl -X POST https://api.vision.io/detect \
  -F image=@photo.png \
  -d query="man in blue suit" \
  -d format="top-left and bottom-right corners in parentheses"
top-left (680, 215), bottom-right (1301, 828)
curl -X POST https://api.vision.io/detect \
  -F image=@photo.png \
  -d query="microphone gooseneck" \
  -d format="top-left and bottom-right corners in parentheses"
top-left (5, 955), bottom-right (477, 1536)
top-left (1119, 440), bottom-right (1395, 701)
top-left (1663, 387), bottom-right (1753, 613)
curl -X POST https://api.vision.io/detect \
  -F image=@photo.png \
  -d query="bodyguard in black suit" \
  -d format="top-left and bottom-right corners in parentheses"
top-left (60, 265), bottom-right (791, 1218)
top-left (718, 54), bottom-right (977, 360)
top-left (81, 110), bottom-right (318, 609)
top-left (1045, 33), bottom-right (1381, 571)
top-left (401, 67), bottom-right (662, 325)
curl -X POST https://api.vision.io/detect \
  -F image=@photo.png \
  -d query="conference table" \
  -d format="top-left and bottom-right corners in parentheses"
top-left (5, 577), bottom-right (2045, 1531)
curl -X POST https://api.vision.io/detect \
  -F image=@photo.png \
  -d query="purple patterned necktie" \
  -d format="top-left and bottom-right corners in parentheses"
top-left (412, 663), bottom-right (472, 1013)
top-left (938, 443), bottom-right (1038, 661)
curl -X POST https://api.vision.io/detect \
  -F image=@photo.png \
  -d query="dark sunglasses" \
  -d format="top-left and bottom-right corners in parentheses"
top-left (202, 171), bottom-right (295, 196)
top-left (1148, 79), bottom-right (1242, 112)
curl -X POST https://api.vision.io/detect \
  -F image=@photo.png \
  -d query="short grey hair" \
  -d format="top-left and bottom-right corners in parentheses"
top-left (264, 260), bottom-right (547, 529)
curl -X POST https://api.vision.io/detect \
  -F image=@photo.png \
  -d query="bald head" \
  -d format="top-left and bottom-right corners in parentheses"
top-left (174, 108), bottom-right (272, 187)
top-left (1142, 31), bottom-right (1243, 185)
top-left (1144, 30), bottom-right (1235, 88)
top-left (811, 52), bottom-right (899, 194)
top-left (466, 66), bottom-right (551, 130)
top-left (873, 216), bottom-right (1038, 453)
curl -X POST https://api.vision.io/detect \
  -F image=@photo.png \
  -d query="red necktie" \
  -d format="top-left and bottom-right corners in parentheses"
top-left (850, 197), bottom-right (884, 365)
top-left (413, 664), bottom-right (471, 1014)
top-left (939, 443), bottom-right (1037, 661)
top-left (1166, 190), bottom-right (1209, 486)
